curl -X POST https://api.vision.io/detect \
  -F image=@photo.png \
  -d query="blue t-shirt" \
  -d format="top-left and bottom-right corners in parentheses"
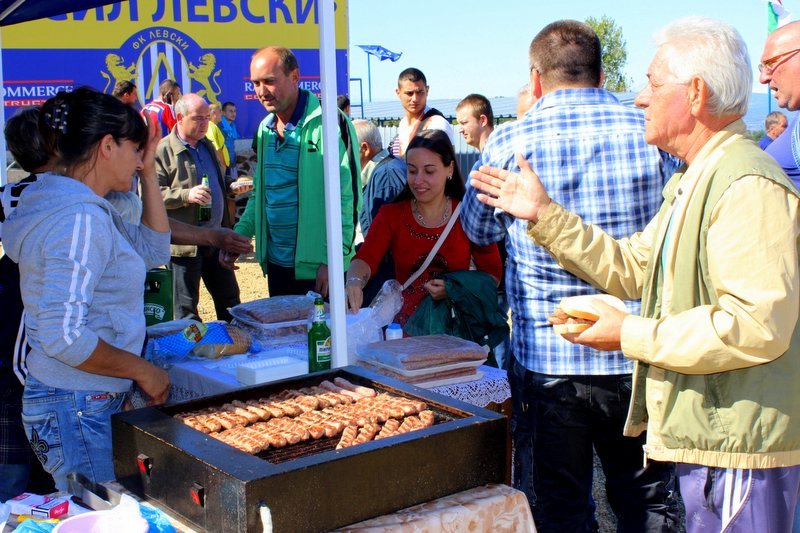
top-left (766, 115), bottom-right (800, 189)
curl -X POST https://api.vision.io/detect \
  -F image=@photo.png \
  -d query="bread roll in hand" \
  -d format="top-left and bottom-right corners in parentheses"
top-left (550, 294), bottom-right (628, 336)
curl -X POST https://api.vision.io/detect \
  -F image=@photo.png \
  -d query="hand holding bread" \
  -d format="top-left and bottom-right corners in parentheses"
top-left (549, 294), bottom-right (628, 351)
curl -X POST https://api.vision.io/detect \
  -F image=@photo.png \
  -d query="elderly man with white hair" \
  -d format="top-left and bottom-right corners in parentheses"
top-left (471, 16), bottom-right (800, 532)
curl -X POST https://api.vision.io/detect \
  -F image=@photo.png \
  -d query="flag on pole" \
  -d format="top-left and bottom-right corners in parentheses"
top-left (357, 45), bottom-right (402, 62)
top-left (767, 0), bottom-right (791, 33)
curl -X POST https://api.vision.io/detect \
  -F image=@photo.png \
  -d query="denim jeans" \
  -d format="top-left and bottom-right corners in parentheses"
top-left (510, 359), bottom-right (678, 533)
top-left (491, 291), bottom-right (512, 371)
top-left (21, 375), bottom-right (125, 491)
top-left (509, 358), bottom-right (537, 510)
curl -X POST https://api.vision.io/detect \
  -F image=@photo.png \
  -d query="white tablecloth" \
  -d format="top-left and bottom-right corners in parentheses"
top-left (429, 364), bottom-right (510, 407)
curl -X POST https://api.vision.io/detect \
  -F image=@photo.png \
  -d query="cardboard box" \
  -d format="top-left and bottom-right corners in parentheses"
top-left (7, 493), bottom-right (69, 519)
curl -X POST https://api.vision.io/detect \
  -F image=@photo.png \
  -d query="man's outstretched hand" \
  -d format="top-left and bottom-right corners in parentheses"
top-left (470, 154), bottom-right (551, 223)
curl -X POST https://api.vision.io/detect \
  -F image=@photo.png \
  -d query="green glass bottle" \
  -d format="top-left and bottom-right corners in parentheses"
top-left (308, 297), bottom-right (331, 373)
top-left (197, 174), bottom-right (212, 222)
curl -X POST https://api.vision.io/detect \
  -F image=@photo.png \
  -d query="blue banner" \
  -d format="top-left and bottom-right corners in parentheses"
top-left (1, 1), bottom-right (351, 138)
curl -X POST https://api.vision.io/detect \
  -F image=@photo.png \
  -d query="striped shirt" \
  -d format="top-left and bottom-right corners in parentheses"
top-left (461, 88), bottom-right (678, 375)
top-left (261, 90), bottom-right (308, 267)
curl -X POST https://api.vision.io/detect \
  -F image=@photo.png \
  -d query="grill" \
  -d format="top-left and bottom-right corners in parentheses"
top-left (112, 366), bottom-right (507, 532)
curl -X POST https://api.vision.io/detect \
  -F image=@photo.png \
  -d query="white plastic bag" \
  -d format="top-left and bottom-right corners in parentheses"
top-left (345, 280), bottom-right (403, 362)
top-left (92, 494), bottom-right (147, 533)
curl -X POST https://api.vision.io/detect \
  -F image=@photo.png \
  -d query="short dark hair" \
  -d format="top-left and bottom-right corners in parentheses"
top-left (456, 94), bottom-right (494, 124)
top-left (222, 101), bottom-right (236, 111)
top-left (112, 80), bottom-right (136, 98)
top-left (397, 67), bottom-right (427, 86)
top-left (159, 79), bottom-right (178, 99)
top-left (39, 86), bottom-right (148, 173)
top-left (5, 107), bottom-right (49, 172)
top-left (529, 20), bottom-right (602, 87)
top-left (395, 129), bottom-right (466, 202)
top-left (337, 94), bottom-right (350, 112)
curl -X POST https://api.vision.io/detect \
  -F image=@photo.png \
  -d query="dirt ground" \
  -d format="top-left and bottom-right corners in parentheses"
top-left (197, 242), bottom-right (264, 322)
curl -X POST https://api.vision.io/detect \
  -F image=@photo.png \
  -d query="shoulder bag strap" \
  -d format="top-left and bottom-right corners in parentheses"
top-left (402, 202), bottom-right (462, 290)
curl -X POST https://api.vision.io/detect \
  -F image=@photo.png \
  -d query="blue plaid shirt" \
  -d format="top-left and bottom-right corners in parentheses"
top-left (462, 88), bottom-right (678, 376)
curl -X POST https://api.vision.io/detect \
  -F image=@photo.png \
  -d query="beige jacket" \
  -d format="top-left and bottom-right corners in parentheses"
top-left (528, 122), bottom-right (800, 468)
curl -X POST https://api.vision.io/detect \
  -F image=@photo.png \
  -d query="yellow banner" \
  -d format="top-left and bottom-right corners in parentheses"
top-left (1, 0), bottom-right (349, 49)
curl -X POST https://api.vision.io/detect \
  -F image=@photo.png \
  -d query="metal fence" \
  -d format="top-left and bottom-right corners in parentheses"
top-left (376, 124), bottom-right (481, 176)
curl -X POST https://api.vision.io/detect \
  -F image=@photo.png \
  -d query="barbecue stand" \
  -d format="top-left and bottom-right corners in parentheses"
top-left (113, 366), bottom-right (507, 532)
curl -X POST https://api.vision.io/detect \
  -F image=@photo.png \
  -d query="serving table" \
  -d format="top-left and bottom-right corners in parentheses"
top-left (167, 352), bottom-right (510, 409)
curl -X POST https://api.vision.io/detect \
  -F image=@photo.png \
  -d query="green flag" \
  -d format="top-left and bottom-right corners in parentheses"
top-left (768, 0), bottom-right (789, 33)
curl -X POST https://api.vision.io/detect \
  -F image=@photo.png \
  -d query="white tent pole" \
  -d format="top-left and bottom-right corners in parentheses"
top-left (0, 27), bottom-right (7, 187)
top-left (318, 0), bottom-right (348, 368)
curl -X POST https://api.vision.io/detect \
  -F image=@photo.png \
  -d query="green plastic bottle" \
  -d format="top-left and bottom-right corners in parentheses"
top-left (308, 297), bottom-right (331, 372)
top-left (197, 174), bottom-right (212, 222)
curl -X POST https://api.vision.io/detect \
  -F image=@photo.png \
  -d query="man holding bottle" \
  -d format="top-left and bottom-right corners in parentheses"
top-left (156, 93), bottom-right (240, 322)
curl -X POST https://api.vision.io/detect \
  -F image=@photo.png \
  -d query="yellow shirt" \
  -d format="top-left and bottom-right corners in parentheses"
top-left (206, 121), bottom-right (230, 167)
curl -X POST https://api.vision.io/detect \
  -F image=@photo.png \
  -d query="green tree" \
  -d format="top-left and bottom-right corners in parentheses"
top-left (586, 15), bottom-right (632, 93)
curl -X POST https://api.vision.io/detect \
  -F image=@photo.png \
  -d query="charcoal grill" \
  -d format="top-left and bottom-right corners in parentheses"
top-left (113, 365), bottom-right (507, 532)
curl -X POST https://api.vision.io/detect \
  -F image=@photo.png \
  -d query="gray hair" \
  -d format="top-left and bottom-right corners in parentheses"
top-left (353, 119), bottom-right (382, 149)
top-left (173, 93), bottom-right (205, 117)
top-left (765, 110), bottom-right (786, 129)
top-left (173, 97), bottom-right (189, 116)
top-left (654, 16), bottom-right (751, 117)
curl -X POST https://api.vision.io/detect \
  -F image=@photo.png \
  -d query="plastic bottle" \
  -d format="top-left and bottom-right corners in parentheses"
top-left (385, 323), bottom-right (403, 340)
top-left (308, 297), bottom-right (332, 372)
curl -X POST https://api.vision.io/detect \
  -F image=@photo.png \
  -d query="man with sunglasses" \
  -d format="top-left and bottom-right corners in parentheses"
top-left (760, 21), bottom-right (800, 188)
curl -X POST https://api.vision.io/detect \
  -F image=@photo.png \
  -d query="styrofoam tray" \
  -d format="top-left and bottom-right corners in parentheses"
top-left (236, 355), bottom-right (308, 385)
top-left (358, 357), bottom-right (485, 377)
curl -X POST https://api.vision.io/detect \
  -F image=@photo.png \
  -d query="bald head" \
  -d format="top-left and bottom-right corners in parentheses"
top-left (252, 46), bottom-right (299, 75)
top-left (516, 83), bottom-right (536, 118)
top-left (760, 20), bottom-right (800, 111)
top-left (770, 19), bottom-right (800, 43)
top-left (209, 103), bottom-right (222, 124)
top-left (249, 46), bottom-right (301, 120)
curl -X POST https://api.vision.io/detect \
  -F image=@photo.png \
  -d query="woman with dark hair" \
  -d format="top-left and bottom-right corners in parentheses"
top-left (346, 129), bottom-right (501, 325)
top-left (2, 87), bottom-right (171, 490)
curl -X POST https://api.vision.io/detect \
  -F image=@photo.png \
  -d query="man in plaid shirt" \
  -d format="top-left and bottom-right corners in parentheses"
top-left (461, 20), bottom-right (679, 531)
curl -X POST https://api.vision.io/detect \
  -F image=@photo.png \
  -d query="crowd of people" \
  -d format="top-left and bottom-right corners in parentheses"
top-left (0, 13), bottom-right (799, 533)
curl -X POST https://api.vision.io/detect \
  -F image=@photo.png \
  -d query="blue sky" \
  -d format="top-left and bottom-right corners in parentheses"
top-left (347, 0), bottom-right (794, 103)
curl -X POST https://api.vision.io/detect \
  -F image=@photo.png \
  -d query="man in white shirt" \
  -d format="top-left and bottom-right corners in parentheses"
top-left (390, 68), bottom-right (454, 156)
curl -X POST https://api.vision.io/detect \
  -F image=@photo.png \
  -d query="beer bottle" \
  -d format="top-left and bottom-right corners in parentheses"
top-left (197, 174), bottom-right (212, 223)
top-left (308, 297), bottom-right (331, 373)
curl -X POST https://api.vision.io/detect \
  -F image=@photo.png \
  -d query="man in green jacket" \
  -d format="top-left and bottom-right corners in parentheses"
top-left (471, 16), bottom-right (800, 532)
top-left (226, 46), bottom-right (360, 297)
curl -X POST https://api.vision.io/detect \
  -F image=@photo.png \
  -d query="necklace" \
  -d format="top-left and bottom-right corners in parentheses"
top-left (412, 197), bottom-right (451, 228)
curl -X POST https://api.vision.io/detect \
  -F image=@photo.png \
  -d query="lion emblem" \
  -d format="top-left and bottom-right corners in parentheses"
top-left (188, 53), bottom-right (222, 105)
top-left (101, 53), bottom-right (136, 93)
